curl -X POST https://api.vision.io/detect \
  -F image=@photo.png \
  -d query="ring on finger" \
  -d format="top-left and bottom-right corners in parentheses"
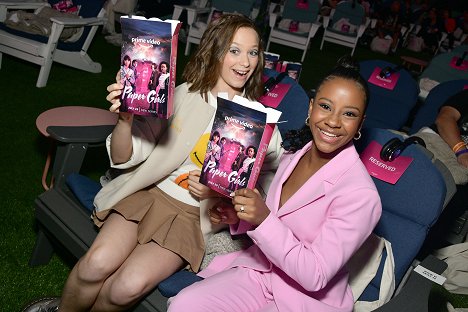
top-left (239, 206), bottom-right (245, 213)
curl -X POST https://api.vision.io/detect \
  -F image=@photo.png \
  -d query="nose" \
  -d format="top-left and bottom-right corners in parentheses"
top-left (240, 53), bottom-right (250, 68)
top-left (325, 113), bottom-right (341, 128)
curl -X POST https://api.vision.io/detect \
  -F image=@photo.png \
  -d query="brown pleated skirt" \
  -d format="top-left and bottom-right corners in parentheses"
top-left (93, 186), bottom-right (205, 272)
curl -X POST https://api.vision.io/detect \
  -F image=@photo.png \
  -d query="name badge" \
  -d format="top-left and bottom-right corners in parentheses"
top-left (368, 67), bottom-right (400, 90)
top-left (360, 141), bottom-right (413, 184)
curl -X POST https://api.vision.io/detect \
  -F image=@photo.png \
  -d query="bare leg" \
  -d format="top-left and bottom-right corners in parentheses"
top-left (91, 240), bottom-right (185, 311)
top-left (59, 213), bottom-right (139, 312)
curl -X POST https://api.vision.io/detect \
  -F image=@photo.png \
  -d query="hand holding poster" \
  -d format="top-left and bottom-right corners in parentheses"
top-left (199, 95), bottom-right (282, 197)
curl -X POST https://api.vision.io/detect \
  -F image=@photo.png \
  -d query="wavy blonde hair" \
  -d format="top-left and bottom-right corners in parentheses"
top-left (182, 14), bottom-right (264, 100)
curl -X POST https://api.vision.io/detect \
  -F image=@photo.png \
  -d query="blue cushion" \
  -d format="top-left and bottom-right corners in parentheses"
top-left (158, 270), bottom-right (203, 298)
top-left (66, 173), bottom-right (101, 212)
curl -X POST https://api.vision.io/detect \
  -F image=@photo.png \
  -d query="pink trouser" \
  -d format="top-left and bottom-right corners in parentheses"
top-left (168, 267), bottom-right (278, 312)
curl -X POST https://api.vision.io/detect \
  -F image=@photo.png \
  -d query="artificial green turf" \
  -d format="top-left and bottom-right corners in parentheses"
top-left (1, 27), bottom-right (466, 311)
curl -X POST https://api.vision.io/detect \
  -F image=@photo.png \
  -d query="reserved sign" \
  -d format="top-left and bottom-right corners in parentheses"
top-left (368, 67), bottom-right (400, 90)
top-left (360, 141), bottom-right (413, 184)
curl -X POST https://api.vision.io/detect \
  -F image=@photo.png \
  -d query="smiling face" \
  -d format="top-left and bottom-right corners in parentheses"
top-left (213, 27), bottom-right (259, 99)
top-left (309, 77), bottom-right (366, 157)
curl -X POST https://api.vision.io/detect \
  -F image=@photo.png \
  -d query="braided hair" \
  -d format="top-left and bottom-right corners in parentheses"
top-left (281, 55), bottom-right (369, 153)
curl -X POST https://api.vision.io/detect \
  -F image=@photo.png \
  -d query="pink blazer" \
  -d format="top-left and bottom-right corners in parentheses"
top-left (199, 141), bottom-right (382, 312)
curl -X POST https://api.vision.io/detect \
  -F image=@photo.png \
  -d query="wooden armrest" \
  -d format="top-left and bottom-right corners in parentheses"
top-left (50, 16), bottom-right (106, 27)
top-left (47, 125), bottom-right (114, 144)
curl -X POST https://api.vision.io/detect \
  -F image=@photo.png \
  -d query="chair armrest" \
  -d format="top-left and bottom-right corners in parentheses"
top-left (46, 125), bottom-right (114, 187)
top-left (374, 255), bottom-right (447, 312)
top-left (47, 125), bottom-right (114, 144)
top-left (0, 0), bottom-right (47, 9)
top-left (50, 16), bottom-right (106, 27)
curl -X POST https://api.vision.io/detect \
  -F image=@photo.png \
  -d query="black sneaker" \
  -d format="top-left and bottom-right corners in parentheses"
top-left (22, 297), bottom-right (60, 312)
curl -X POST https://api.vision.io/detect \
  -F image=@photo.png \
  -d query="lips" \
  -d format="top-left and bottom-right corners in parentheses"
top-left (318, 128), bottom-right (341, 143)
top-left (233, 69), bottom-right (248, 78)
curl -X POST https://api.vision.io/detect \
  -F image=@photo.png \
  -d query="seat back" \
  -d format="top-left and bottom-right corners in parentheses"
top-left (409, 79), bottom-right (468, 134)
top-left (354, 128), bottom-right (450, 301)
top-left (211, 0), bottom-right (256, 17)
top-left (419, 47), bottom-right (468, 87)
top-left (360, 60), bottom-right (419, 130)
top-left (281, 0), bottom-right (320, 23)
top-left (331, 0), bottom-right (365, 29)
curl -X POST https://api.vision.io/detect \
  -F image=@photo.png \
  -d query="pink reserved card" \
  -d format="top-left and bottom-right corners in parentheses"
top-left (360, 141), bottom-right (413, 184)
top-left (367, 67), bottom-right (400, 90)
top-left (258, 78), bottom-right (291, 109)
top-left (449, 57), bottom-right (468, 71)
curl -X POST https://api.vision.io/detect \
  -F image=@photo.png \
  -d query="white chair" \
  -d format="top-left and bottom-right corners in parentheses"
top-left (320, 0), bottom-right (369, 56)
top-left (184, 0), bottom-right (256, 56)
top-left (172, 0), bottom-right (210, 21)
top-left (266, 0), bottom-right (322, 62)
top-left (0, 0), bottom-right (105, 88)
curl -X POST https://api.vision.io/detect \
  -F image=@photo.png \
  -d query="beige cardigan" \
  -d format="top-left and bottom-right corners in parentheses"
top-left (94, 83), bottom-right (283, 242)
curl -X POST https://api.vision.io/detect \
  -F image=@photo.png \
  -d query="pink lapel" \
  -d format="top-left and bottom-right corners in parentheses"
top-left (268, 141), bottom-right (359, 217)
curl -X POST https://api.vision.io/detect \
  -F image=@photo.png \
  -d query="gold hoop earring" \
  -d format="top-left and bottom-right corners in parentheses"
top-left (354, 131), bottom-right (362, 140)
top-left (305, 116), bottom-right (310, 126)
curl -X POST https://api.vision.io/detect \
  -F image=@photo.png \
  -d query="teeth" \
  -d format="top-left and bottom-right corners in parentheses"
top-left (234, 70), bottom-right (247, 75)
top-left (321, 130), bottom-right (337, 137)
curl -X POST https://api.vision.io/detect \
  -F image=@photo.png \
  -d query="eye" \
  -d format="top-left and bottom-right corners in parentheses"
top-left (249, 49), bottom-right (259, 57)
top-left (344, 111), bottom-right (358, 117)
top-left (229, 47), bottom-right (240, 55)
top-left (319, 103), bottom-right (331, 111)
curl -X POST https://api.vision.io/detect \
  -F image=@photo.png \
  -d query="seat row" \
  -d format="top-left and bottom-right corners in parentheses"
top-left (175, 0), bottom-right (371, 62)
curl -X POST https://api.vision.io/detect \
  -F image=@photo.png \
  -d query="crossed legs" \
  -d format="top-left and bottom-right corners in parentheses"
top-left (59, 213), bottom-right (184, 312)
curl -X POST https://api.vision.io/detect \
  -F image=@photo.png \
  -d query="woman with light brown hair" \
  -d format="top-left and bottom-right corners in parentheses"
top-left (24, 13), bottom-right (282, 312)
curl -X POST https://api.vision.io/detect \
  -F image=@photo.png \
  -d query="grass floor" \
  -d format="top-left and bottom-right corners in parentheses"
top-left (0, 26), bottom-right (466, 311)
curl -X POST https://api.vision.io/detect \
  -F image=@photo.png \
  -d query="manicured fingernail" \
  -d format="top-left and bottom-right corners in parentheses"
top-left (230, 192), bottom-right (235, 197)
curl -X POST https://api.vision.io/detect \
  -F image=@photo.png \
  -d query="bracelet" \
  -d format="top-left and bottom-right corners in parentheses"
top-left (455, 148), bottom-right (468, 157)
top-left (452, 141), bottom-right (466, 152)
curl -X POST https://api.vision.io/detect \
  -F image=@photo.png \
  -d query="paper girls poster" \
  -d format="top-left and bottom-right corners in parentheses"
top-left (199, 97), bottom-right (268, 197)
top-left (119, 16), bottom-right (181, 118)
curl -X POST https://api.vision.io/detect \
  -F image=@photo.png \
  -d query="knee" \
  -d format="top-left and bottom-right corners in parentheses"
top-left (76, 247), bottom-right (117, 283)
top-left (106, 272), bottom-right (153, 306)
